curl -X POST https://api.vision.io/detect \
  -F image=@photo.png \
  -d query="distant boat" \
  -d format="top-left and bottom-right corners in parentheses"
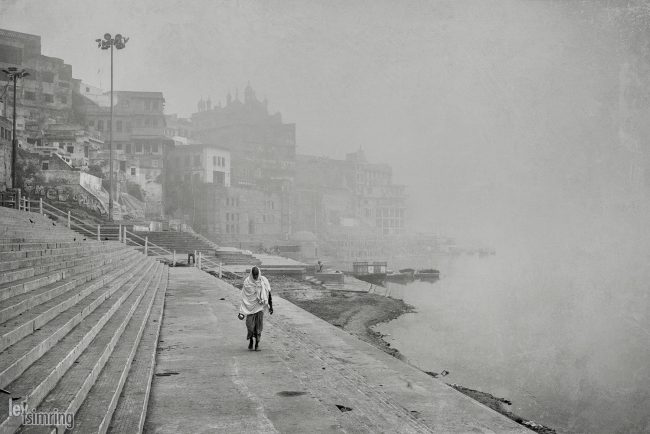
top-left (398, 268), bottom-right (415, 276)
top-left (352, 261), bottom-right (388, 286)
top-left (386, 270), bottom-right (414, 283)
top-left (414, 268), bottom-right (440, 280)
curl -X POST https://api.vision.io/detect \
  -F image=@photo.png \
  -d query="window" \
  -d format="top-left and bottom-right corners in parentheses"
top-left (66, 146), bottom-right (74, 153)
top-left (43, 94), bottom-right (54, 103)
top-left (58, 81), bottom-right (69, 88)
top-left (42, 161), bottom-right (49, 170)
top-left (152, 118), bottom-right (158, 127)
top-left (58, 143), bottom-right (64, 149)
top-left (152, 100), bottom-right (159, 110)
top-left (152, 144), bottom-right (158, 153)
top-left (116, 143), bottom-right (122, 150)
top-left (144, 100), bottom-right (151, 111)
top-left (59, 95), bottom-right (67, 104)
top-left (152, 159), bottom-right (159, 168)
top-left (84, 146), bottom-right (89, 157)
top-left (193, 155), bottom-right (201, 166)
top-left (24, 91), bottom-right (36, 100)
top-left (135, 144), bottom-right (142, 153)
top-left (126, 121), bottom-right (132, 132)
top-left (130, 167), bottom-right (136, 176)
top-left (144, 144), bottom-right (150, 153)
top-left (144, 118), bottom-right (151, 127)
top-left (41, 71), bottom-right (54, 83)
top-left (88, 120), bottom-right (94, 128)
top-left (97, 120), bottom-right (104, 131)
top-left (213, 156), bottom-right (217, 166)
top-left (0, 44), bottom-right (22, 64)
top-left (116, 120), bottom-right (122, 132)
top-left (125, 143), bottom-right (132, 153)
top-left (120, 161), bottom-right (126, 172)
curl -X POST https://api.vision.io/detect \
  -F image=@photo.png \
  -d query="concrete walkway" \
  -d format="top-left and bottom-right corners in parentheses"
top-left (145, 267), bottom-right (529, 433)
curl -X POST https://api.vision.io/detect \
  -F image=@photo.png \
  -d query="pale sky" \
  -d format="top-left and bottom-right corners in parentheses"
top-left (1, 0), bottom-right (645, 246)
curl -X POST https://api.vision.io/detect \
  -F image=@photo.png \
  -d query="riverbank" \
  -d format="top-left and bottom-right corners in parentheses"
top-left (252, 274), bottom-right (556, 434)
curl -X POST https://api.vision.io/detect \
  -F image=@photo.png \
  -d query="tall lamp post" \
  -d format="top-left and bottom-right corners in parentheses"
top-left (95, 33), bottom-right (129, 220)
top-left (1, 67), bottom-right (29, 189)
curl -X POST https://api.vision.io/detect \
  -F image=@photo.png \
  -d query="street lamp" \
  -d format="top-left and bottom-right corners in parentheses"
top-left (95, 33), bottom-right (129, 220)
top-left (1, 67), bottom-right (29, 189)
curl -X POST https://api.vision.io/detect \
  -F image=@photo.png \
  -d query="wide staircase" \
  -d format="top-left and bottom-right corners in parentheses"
top-left (214, 247), bottom-right (261, 266)
top-left (131, 230), bottom-right (216, 257)
top-left (0, 205), bottom-right (168, 433)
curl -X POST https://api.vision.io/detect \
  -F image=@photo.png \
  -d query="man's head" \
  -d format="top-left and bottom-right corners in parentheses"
top-left (251, 266), bottom-right (260, 280)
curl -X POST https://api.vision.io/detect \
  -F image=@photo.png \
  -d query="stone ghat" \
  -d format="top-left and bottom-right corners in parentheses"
top-left (0, 205), bottom-right (168, 433)
top-left (146, 267), bottom-right (531, 433)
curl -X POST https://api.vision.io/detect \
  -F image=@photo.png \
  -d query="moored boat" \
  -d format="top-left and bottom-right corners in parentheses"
top-left (414, 268), bottom-right (440, 280)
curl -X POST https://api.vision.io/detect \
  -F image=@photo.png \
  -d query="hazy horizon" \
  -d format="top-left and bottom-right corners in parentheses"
top-left (2, 0), bottom-right (649, 246)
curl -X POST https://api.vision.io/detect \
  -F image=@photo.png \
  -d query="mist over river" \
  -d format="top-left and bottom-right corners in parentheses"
top-left (375, 250), bottom-right (650, 433)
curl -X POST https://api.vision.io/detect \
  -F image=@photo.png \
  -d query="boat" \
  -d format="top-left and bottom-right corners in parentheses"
top-left (386, 270), bottom-right (414, 283)
top-left (352, 261), bottom-right (388, 286)
top-left (398, 268), bottom-right (415, 276)
top-left (414, 268), bottom-right (440, 280)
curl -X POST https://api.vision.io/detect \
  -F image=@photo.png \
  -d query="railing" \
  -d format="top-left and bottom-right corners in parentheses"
top-left (0, 189), bottom-right (20, 209)
top-left (10, 195), bottom-right (230, 275)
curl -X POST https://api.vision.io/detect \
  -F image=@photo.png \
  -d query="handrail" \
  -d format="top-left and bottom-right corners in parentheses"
top-left (11, 196), bottom-right (227, 272)
top-left (124, 228), bottom-right (174, 257)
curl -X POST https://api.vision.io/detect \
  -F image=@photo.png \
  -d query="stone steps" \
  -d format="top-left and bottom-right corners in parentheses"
top-left (0, 252), bottom-right (142, 391)
top-left (0, 247), bottom-right (136, 324)
top-left (75, 266), bottom-right (167, 434)
top-left (0, 260), bottom-right (149, 433)
top-left (18, 262), bottom-right (160, 434)
top-left (0, 242), bottom-right (124, 273)
top-left (106, 268), bottom-right (167, 434)
top-left (0, 251), bottom-right (142, 354)
top-left (0, 244), bottom-right (132, 302)
top-left (0, 206), bottom-right (169, 433)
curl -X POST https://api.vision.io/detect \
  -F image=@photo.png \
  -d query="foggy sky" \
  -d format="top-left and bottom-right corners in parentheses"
top-left (1, 0), bottom-right (648, 247)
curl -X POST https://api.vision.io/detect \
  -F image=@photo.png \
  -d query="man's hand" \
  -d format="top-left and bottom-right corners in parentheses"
top-left (269, 307), bottom-right (274, 315)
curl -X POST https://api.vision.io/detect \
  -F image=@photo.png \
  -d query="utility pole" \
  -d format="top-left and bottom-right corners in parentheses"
top-left (96, 33), bottom-right (129, 221)
top-left (1, 67), bottom-right (29, 189)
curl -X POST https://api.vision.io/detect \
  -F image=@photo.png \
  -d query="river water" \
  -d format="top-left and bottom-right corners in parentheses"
top-left (374, 253), bottom-right (650, 433)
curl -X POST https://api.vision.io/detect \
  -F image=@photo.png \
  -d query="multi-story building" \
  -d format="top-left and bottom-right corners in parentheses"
top-left (29, 124), bottom-right (103, 169)
top-left (166, 143), bottom-right (230, 186)
top-left (294, 149), bottom-right (407, 237)
top-left (0, 28), bottom-right (75, 143)
top-left (74, 86), bottom-right (174, 218)
top-left (190, 84), bottom-right (296, 237)
top-left (0, 116), bottom-right (11, 189)
top-left (346, 149), bottom-right (407, 236)
top-left (164, 114), bottom-right (194, 146)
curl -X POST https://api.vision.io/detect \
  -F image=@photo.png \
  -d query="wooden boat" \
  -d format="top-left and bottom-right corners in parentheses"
top-left (414, 268), bottom-right (440, 280)
top-left (386, 271), bottom-right (414, 283)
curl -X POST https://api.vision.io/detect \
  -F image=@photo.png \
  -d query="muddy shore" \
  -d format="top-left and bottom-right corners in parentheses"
top-left (222, 274), bottom-right (554, 433)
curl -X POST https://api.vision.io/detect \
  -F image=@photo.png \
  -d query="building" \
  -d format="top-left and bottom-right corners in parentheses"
top-left (192, 85), bottom-right (295, 188)
top-left (190, 184), bottom-right (284, 247)
top-left (164, 114), bottom-right (194, 146)
top-left (74, 86), bottom-right (174, 218)
top-left (346, 149), bottom-right (406, 236)
top-left (294, 149), bottom-right (407, 237)
top-left (0, 28), bottom-right (75, 143)
top-left (0, 116), bottom-right (11, 190)
top-left (24, 124), bottom-right (103, 169)
top-left (166, 143), bottom-right (230, 186)
top-left (190, 84), bottom-right (296, 237)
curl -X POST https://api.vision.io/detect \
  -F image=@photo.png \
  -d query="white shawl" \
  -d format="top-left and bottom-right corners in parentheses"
top-left (239, 269), bottom-right (271, 315)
